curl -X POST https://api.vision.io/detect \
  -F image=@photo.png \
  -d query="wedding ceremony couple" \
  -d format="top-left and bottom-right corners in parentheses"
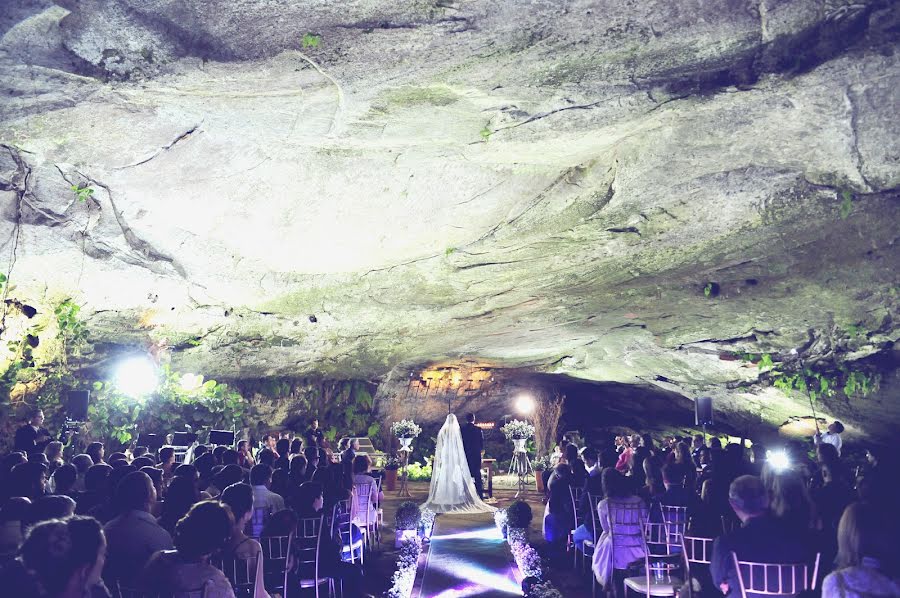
top-left (422, 413), bottom-right (496, 513)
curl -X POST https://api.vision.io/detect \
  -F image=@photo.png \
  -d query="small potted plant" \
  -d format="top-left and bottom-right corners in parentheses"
top-left (391, 419), bottom-right (422, 451)
top-left (395, 501), bottom-right (420, 548)
top-left (533, 455), bottom-right (551, 492)
top-left (505, 500), bottom-right (533, 543)
top-left (384, 456), bottom-right (401, 491)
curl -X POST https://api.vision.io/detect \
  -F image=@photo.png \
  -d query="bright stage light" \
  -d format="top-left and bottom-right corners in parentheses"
top-left (114, 356), bottom-right (158, 397)
top-left (514, 394), bottom-right (535, 415)
top-left (767, 449), bottom-right (791, 472)
top-left (179, 373), bottom-right (203, 391)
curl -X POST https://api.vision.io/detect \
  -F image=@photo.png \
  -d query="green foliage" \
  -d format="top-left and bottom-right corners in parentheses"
top-left (445, 247), bottom-right (456, 257)
top-left (842, 369), bottom-right (879, 398)
top-left (301, 33), bottom-right (321, 49)
top-left (839, 190), bottom-right (853, 219)
top-left (480, 125), bottom-right (492, 141)
top-left (758, 353), bottom-right (775, 370)
top-left (55, 299), bottom-right (86, 363)
top-left (406, 460), bottom-right (432, 481)
top-left (71, 184), bottom-right (94, 203)
top-left (770, 364), bottom-right (878, 402)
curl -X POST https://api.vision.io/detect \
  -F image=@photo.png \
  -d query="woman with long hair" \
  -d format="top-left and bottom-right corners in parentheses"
top-left (822, 502), bottom-right (899, 597)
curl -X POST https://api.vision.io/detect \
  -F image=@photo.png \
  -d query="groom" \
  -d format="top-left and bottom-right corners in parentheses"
top-left (460, 412), bottom-right (485, 499)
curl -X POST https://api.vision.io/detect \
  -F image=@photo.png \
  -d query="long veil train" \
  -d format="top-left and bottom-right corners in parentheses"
top-left (421, 414), bottom-right (495, 514)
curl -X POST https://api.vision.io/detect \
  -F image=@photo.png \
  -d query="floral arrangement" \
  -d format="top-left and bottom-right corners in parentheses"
top-left (495, 505), bottom-right (562, 597)
top-left (500, 419), bottom-right (535, 440)
top-left (525, 581), bottom-right (564, 598)
top-left (395, 501), bottom-right (421, 530)
top-left (505, 500), bottom-right (533, 528)
top-left (509, 538), bottom-right (542, 579)
top-left (384, 456), bottom-right (401, 470)
top-left (385, 536), bottom-right (422, 598)
top-left (391, 419), bottom-right (422, 439)
top-left (533, 454), bottom-right (551, 471)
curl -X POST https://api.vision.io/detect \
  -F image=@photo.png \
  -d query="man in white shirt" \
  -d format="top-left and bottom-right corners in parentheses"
top-left (250, 463), bottom-right (285, 513)
top-left (813, 421), bottom-right (844, 456)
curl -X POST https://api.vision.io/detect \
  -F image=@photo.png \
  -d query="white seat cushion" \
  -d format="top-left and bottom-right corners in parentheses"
top-left (623, 575), bottom-right (683, 596)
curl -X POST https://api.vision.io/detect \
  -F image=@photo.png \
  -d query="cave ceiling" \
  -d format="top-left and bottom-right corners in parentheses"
top-left (0, 0), bottom-right (898, 438)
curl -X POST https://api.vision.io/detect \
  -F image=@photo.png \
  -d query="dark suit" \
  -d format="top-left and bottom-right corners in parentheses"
top-left (459, 421), bottom-right (484, 498)
top-left (14, 424), bottom-right (51, 454)
top-left (711, 514), bottom-right (817, 598)
top-left (579, 467), bottom-right (605, 534)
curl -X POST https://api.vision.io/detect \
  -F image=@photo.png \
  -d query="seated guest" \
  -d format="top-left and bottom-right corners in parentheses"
top-left (573, 447), bottom-right (604, 552)
top-left (659, 464), bottom-right (701, 520)
top-left (543, 464), bottom-right (574, 558)
top-left (768, 467), bottom-right (815, 531)
top-left (302, 446), bottom-right (319, 482)
top-left (130, 456), bottom-right (155, 470)
top-left (292, 482), bottom-right (365, 595)
top-left (221, 449), bottom-right (240, 466)
top-left (71, 454), bottom-right (93, 493)
top-left (592, 468), bottom-right (648, 589)
top-left (208, 464), bottom-right (245, 498)
top-left (50, 463), bottom-right (78, 497)
top-left (0, 497), bottom-right (31, 558)
top-left (4, 516), bottom-right (107, 598)
top-left (141, 501), bottom-right (235, 597)
top-left (158, 475), bottom-right (201, 534)
top-left (567, 444), bottom-right (588, 489)
top-left (44, 441), bottom-right (65, 475)
top-left (250, 464), bottom-right (285, 513)
top-left (289, 455), bottom-right (307, 486)
top-left (273, 439), bottom-right (291, 471)
top-left (30, 494), bottom-right (76, 524)
top-left (140, 466), bottom-right (164, 514)
top-left (103, 471), bottom-right (174, 587)
top-left (1, 453), bottom-right (27, 498)
top-left (351, 455), bottom-right (383, 530)
top-left (822, 502), bottom-right (899, 597)
top-left (711, 475), bottom-right (816, 598)
top-left (639, 456), bottom-right (665, 506)
top-left (9, 460), bottom-right (48, 501)
top-left (289, 438), bottom-right (303, 460)
top-left (237, 440), bottom-right (255, 469)
top-left (256, 448), bottom-right (276, 468)
top-left (219, 483), bottom-right (269, 598)
top-left (86, 441), bottom-right (105, 465)
top-left (89, 464), bottom-right (137, 524)
top-left (75, 463), bottom-right (111, 514)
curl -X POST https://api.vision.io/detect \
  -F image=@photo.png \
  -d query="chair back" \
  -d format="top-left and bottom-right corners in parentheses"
top-left (569, 486), bottom-right (585, 528)
top-left (608, 500), bottom-right (647, 570)
top-left (259, 534), bottom-right (292, 596)
top-left (246, 506), bottom-right (270, 538)
top-left (731, 552), bottom-right (821, 597)
top-left (682, 536), bottom-right (714, 565)
top-left (659, 504), bottom-right (688, 544)
top-left (332, 498), bottom-right (361, 564)
top-left (210, 554), bottom-right (257, 598)
top-left (588, 493), bottom-right (604, 541)
top-left (354, 482), bottom-right (374, 528)
top-left (295, 516), bottom-right (329, 589)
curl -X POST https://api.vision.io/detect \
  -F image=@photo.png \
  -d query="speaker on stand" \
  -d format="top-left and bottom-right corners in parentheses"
top-left (695, 396), bottom-right (713, 442)
top-left (66, 390), bottom-right (90, 422)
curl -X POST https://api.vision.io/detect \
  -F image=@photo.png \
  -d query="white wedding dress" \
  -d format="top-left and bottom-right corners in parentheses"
top-left (421, 414), bottom-right (495, 514)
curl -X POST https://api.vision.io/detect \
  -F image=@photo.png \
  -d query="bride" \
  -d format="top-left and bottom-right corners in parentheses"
top-left (422, 414), bottom-right (495, 514)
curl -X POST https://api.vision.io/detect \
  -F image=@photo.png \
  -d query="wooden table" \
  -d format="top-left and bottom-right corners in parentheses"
top-left (481, 458), bottom-right (496, 498)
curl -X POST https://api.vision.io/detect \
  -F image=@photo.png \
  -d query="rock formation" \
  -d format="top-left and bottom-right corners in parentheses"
top-left (0, 1), bottom-right (898, 441)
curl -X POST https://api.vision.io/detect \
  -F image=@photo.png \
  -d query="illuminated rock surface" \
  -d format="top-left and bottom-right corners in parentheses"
top-left (1, 1), bottom-right (898, 439)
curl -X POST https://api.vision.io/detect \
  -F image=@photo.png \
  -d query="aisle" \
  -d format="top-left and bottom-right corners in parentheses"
top-left (418, 513), bottom-right (523, 597)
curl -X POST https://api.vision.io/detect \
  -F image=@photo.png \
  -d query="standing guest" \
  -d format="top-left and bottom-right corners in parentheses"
top-left (615, 435), bottom-right (635, 474)
top-left (44, 441), bottom-right (65, 475)
top-left (250, 464), bottom-right (285, 513)
top-left (639, 456), bottom-right (666, 506)
top-left (289, 438), bottom-right (303, 459)
top-left (674, 442), bottom-right (697, 490)
top-left (822, 502), bottom-right (899, 597)
top-left (140, 466), bottom-right (165, 515)
top-left (4, 516), bottom-right (107, 598)
top-left (814, 421), bottom-right (845, 457)
top-left (812, 462), bottom-right (854, 533)
top-left (141, 501), bottom-right (235, 597)
top-left (691, 434), bottom-right (706, 468)
top-left (261, 434), bottom-right (279, 457)
top-left (659, 464), bottom-right (702, 521)
top-left (711, 476), bottom-right (816, 598)
top-left (219, 483), bottom-right (270, 598)
top-left (237, 440), bottom-right (255, 469)
top-left (768, 467), bottom-right (815, 531)
top-left (289, 455), bottom-right (307, 486)
top-left (256, 448), bottom-right (276, 467)
top-left (103, 471), bottom-right (174, 587)
top-left (157, 446), bottom-right (176, 484)
top-left (221, 449), bottom-right (240, 467)
top-left (573, 447), bottom-right (604, 552)
top-left (273, 439), bottom-right (291, 471)
top-left (340, 438), bottom-right (359, 491)
top-left (14, 409), bottom-right (51, 455)
top-left (303, 418), bottom-right (324, 449)
top-left (86, 441), bottom-right (105, 465)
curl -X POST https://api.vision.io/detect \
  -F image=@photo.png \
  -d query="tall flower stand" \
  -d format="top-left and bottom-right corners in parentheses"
top-left (508, 438), bottom-right (533, 497)
top-left (398, 437), bottom-right (413, 498)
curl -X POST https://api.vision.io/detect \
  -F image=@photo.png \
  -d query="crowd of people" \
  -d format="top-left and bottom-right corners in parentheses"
top-left (0, 410), bottom-right (384, 598)
top-left (540, 423), bottom-right (899, 597)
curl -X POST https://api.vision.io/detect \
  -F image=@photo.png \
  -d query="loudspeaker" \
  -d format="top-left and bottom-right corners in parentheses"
top-left (695, 396), bottom-right (713, 426)
top-left (208, 430), bottom-right (235, 446)
top-left (66, 390), bottom-right (90, 421)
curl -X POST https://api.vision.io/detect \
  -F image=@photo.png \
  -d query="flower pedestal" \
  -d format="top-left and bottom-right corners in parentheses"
top-left (508, 438), bottom-right (533, 497)
top-left (398, 440), bottom-right (413, 498)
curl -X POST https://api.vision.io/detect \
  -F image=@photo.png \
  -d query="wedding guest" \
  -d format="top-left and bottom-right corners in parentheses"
top-left (543, 464), bottom-right (574, 559)
top-left (86, 441), bottom-right (105, 465)
top-left (157, 446), bottom-right (177, 483)
top-left (822, 502), bottom-right (899, 597)
top-left (814, 421), bottom-right (845, 457)
top-left (31, 494), bottom-right (76, 524)
top-left (691, 434), bottom-right (706, 468)
top-left (0, 497), bottom-right (30, 559)
top-left (50, 463), bottom-right (77, 496)
top-left (592, 468), bottom-right (648, 590)
top-left (158, 475), bottom-right (201, 534)
top-left (567, 444), bottom-right (587, 489)
top-left (573, 447), bottom-right (604, 552)
top-left (44, 441), bottom-right (65, 475)
top-left (250, 464), bottom-right (285, 513)
top-left (303, 419), bottom-right (324, 449)
top-left (13, 409), bottom-right (51, 455)
top-left (75, 463), bottom-right (111, 514)
top-left (351, 455), bottom-right (383, 532)
top-left (237, 440), bottom-right (256, 469)
top-left (219, 483), bottom-right (269, 598)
